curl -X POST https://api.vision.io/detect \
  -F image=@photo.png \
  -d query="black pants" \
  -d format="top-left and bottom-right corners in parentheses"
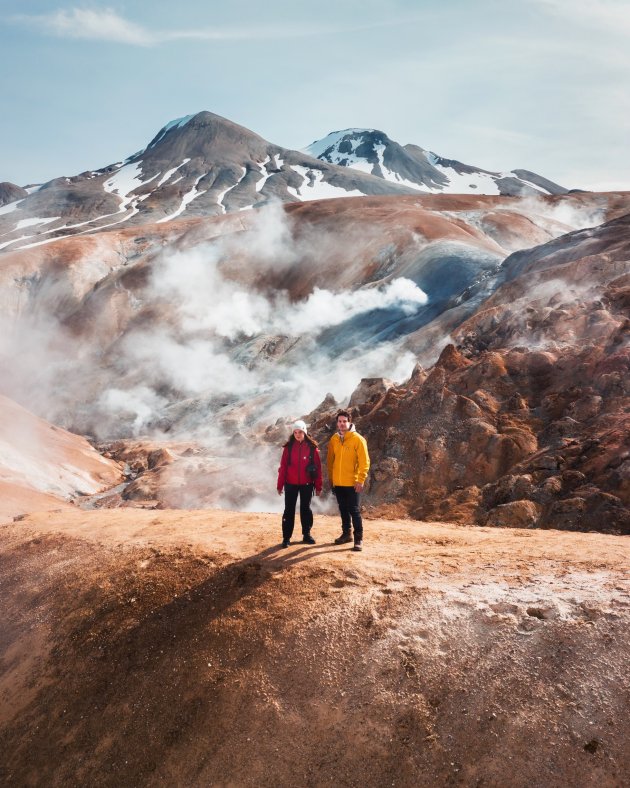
top-left (334, 486), bottom-right (363, 541)
top-left (282, 484), bottom-right (314, 540)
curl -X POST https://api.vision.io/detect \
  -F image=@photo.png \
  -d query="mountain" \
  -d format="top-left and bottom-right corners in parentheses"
top-left (0, 112), bottom-right (417, 252)
top-left (1, 111), bottom-right (568, 253)
top-left (305, 128), bottom-right (569, 197)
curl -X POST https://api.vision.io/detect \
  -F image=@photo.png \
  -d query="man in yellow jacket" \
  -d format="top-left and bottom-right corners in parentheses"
top-left (327, 409), bottom-right (370, 551)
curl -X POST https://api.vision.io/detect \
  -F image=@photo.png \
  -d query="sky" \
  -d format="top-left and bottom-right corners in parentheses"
top-left (1, 0), bottom-right (629, 190)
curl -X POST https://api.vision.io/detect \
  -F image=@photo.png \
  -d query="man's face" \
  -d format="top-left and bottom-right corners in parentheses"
top-left (337, 416), bottom-right (349, 434)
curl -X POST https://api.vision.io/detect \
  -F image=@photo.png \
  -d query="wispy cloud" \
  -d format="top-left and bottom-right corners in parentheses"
top-left (532, 0), bottom-right (630, 35)
top-left (12, 8), bottom-right (156, 45)
top-left (11, 6), bottom-right (423, 46)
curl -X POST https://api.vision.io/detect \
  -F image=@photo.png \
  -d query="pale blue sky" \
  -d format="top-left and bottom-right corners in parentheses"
top-left (1, 0), bottom-right (628, 189)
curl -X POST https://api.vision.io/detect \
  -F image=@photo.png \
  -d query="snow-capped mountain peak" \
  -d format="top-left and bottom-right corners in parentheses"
top-left (147, 114), bottom-right (196, 150)
top-left (304, 128), bottom-right (568, 197)
top-left (304, 128), bottom-right (377, 159)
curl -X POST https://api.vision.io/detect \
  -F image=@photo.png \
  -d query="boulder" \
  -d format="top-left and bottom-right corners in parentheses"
top-left (484, 500), bottom-right (541, 528)
top-left (349, 377), bottom-right (394, 408)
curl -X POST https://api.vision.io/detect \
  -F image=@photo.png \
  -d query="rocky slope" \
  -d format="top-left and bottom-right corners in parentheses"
top-left (0, 394), bottom-right (123, 520)
top-left (0, 182), bottom-right (28, 207)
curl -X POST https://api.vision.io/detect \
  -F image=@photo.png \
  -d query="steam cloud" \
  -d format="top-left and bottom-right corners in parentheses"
top-left (0, 201), bottom-right (431, 512)
top-left (4, 191), bottom-right (614, 512)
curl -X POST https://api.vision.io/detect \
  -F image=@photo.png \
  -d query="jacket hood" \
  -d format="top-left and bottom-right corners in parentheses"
top-left (338, 424), bottom-right (356, 436)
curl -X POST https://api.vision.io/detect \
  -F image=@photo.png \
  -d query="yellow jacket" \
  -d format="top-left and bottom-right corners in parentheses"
top-left (327, 427), bottom-right (370, 487)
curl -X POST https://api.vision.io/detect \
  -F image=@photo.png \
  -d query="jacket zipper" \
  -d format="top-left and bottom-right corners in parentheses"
top-left (338, 436), bottom-right (345, 486)
top-left (297, 442), bottom-right (302, 484)
top-left (291, 442), bottom-right (305, 485)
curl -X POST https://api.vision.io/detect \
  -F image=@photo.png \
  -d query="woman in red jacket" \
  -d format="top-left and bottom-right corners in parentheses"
top-left (277, 419), bottom-right (322, 547)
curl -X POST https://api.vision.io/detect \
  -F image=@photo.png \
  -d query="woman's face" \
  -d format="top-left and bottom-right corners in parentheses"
top-left (293, 429), bottom-right (305, 442)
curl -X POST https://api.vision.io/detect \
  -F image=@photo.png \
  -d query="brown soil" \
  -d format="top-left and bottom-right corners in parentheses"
top-left (1, 508), bottom-right (628, 787)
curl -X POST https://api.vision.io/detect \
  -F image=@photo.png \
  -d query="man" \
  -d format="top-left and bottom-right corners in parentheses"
top-left (327, 409), bottom-right (370, 551)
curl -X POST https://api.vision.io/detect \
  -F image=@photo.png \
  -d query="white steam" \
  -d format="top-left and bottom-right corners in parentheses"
top-left (517, 195), bottom-right (607, 233)
top-left (151, 243), bottom-right (426, 340)
top-left (98, 386), bottom-right (169, 432)
top-left (1, 198), bottom-right (431, 511)
top-left (281, 277), bottom-right (427, 334)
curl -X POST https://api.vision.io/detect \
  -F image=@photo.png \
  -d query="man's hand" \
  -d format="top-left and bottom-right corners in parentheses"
top-left (315, 490), bottom-right (321, 497)
top-left (354, 482), bottom-right (364, 493)
top-left (277, 489), bottom-right (282, 496)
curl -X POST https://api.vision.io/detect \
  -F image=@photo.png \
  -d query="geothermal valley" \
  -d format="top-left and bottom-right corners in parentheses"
top-left (1, 112), bottom-right (629, 786)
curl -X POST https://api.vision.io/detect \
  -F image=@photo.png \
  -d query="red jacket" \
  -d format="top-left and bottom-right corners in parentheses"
top-left (277, 440), bottom-right (323, 493)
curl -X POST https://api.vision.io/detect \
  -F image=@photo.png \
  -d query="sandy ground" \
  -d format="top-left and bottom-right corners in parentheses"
top-left (1, 508), bottom-right (629, 787)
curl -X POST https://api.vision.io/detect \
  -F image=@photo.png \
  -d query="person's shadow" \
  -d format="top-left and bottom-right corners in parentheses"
top-left (261, 540), bottom-right (352, 568)
top-left (94, 536), bottom-right (353, 665)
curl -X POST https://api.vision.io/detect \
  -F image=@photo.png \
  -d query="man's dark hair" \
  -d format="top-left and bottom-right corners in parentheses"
top-left (336, 409), bottom-right (352, 422)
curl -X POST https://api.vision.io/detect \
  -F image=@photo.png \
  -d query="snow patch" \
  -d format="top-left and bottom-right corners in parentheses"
top-left (156, 158), bottom-right (191, 187)
top-left (148, 114), bottom-right (195, 149)
top-left (104, 162), bottom-right (151, 208)
top-left (287, 166), bottom-right (364, 201)
top-left (15, 216), bottom-right (60, 230)
top-left (0, 236), bottom-right (31, 251)
top-left (0, 199), bottom-right (23, 216)
top-left (433, 167), bottom-right (501, 195)
top-left (255, 156), bottom-right (272, 193)
top-left (156, 175), bottom-right (207, 222)
top-left (217, 167), bottom-right (247, 213)
top-left (304, 129), bottom-right (371, 159)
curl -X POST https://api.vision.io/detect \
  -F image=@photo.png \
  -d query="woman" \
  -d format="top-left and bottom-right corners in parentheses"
top-left (277, 419), bottom-right (322, 547)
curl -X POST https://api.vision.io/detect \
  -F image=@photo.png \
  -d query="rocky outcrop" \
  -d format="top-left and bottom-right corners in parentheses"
top-left (312, 214), bottom-right (630, 533)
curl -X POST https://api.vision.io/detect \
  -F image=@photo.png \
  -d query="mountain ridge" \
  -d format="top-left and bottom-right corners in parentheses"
top-left (0, 111), bottom-right (568, 252)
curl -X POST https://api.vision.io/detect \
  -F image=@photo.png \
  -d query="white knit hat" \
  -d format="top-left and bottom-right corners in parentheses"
top-left (292, 419), bottom-right (308, 434)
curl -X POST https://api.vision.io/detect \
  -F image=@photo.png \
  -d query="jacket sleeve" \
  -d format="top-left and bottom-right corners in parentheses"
top-left (314, 448), bottom-right (323, 493)
top-left (356, 435), bottom-right (370, 485)
top-left (277, 446), bottom-right (288, 492)
top-left (326, 437), bottom-right (335, 485)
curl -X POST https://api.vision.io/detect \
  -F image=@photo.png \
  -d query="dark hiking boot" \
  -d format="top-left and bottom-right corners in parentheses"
top-left (334, 533), bottom-right (353, 545)
top-left (352, 541), bottom-right (363, 552)
top-left (302, 533), bottom-right (316, 544)
top-left (281, 539), bottom-right (291, 548)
